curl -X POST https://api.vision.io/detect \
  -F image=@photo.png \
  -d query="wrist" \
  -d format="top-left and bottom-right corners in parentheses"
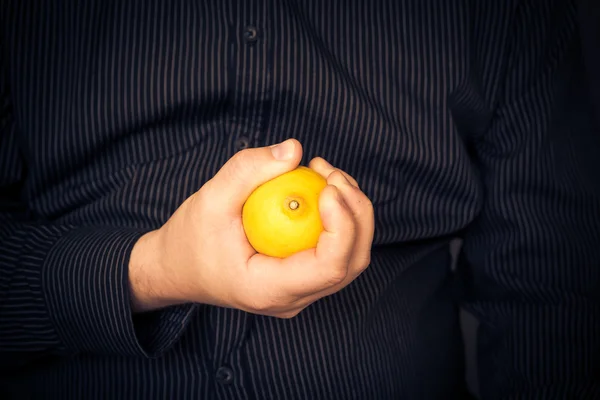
top-left (128, 229), bottom-right (181, 312)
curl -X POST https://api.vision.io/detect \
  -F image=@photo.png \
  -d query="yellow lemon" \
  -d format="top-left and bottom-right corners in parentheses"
top-left (242, 166), bottom-right (327, 258)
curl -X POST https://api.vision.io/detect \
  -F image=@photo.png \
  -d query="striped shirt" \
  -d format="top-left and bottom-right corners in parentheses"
top-left (1, 0), bottom-right (599, 399)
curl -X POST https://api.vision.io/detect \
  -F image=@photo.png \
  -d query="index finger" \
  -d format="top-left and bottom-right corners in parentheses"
top-left (309, 157), bottom-right (360, 188)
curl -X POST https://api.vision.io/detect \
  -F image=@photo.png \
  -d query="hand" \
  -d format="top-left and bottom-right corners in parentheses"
top-left (129, 139), bottom-right (374, 318)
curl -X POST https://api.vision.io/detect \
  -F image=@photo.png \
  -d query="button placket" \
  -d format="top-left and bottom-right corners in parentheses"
top-left (214, 5), bottom-right (268, 399)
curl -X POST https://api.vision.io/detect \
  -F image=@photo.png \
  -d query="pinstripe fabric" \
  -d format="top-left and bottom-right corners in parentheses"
top-left (1, 0), bottom-right (599, 399)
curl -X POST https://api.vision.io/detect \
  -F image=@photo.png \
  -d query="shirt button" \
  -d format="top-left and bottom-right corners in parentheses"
top-left (244, 25), bottom-right (258, 43)
top-left (215, 366), bottom-right (234, 385)
top-left (235, 136), bottom-right (250, 150)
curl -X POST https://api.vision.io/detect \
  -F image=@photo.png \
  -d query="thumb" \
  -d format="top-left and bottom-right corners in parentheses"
top-left (207, 139), bottom-right (303, 210)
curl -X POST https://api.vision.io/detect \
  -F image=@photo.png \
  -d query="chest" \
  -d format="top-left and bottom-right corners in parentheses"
top-left (5, 0), bottom-right (505, 241)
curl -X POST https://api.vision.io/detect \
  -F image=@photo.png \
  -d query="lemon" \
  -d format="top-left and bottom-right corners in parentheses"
top-left (242, 166), bottom-right (328, 258)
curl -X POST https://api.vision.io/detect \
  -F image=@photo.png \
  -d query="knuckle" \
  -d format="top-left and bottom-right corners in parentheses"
top-left (331, 170), bottom-right (344, 179)
top-left (362, 196), bottom-right (374, 214)
top-left (328, 170), bottom-right (346, 184)
top-left (233, 148), bottom-right (265, 178)
top-left (233, 147), bottom-right (252, 161)
top-left (193, 187), bottom-right (211, 210)
top-left (328, 266), bottom-right (348, 285)
top-left (342, 171), bottom-right (359, 188)
top-left (187, 189), bottom-right (217, 221)
top-left (248, 296), bottom-right (274, 314)
top-left (353, 196), bottom-right (374, 221)
top-left (348, 177), bottom-right (360, 189)
top-left (247, 290), bottom-right (293, 315)
top-left (230, 149), bottom-right (253, 175)
top-left (361, 255), bottom-right (371, 270)
top-left (276, 309), bottom-right (302, 319)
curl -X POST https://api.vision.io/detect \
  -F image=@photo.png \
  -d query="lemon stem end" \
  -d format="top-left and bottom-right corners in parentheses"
top-left (288, 200), bottom-right (300, 211)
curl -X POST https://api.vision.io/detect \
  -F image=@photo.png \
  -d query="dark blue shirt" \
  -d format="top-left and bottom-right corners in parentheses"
top-left (1, 1), bottom-right (599, 399)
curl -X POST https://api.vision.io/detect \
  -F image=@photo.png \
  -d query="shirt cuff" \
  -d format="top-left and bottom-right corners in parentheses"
top-left (41, 226), bottom-right (195, 357)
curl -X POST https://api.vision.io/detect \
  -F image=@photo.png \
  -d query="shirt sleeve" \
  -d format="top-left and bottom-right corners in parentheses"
top-left (0, 33), bottom-right (195, 372)
top-left (458, 0), bottom-right (600, 398)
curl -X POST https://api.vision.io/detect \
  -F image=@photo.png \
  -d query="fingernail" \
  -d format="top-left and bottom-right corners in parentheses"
top-left (271, 139), bottom-right (295, 160)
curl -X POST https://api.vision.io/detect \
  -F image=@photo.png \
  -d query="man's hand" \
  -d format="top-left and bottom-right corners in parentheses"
top-left (129, 139), bottom-right (374, 318)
